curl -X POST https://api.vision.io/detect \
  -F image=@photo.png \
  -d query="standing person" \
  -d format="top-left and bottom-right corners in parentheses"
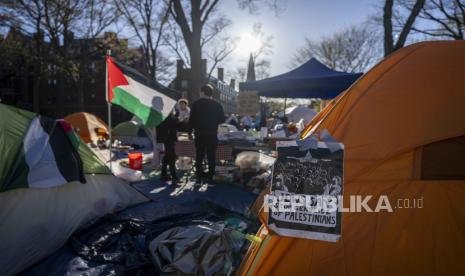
top-left (176, 98), bottom-right (190, 132)
top-left (177, 99), bottom-right (190, 123)
top-left (189, 84), bottom-right (225, 183)
top-left (240, 114), bottom-right (253, 130)
top-left (156, 110), bottom-right (179, 183)
top-left (225, 113), bottom-right (239, 128)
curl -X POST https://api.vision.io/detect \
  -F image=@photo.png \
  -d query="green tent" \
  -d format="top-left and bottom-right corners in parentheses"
top-left (113, 120), bottom-right (152, 137)
top-left (0, 104), bottom-right (148, 275)
top-left (112, 120), bottom-right (153, 149)
top-left (0, 104), bottom-right (109, 192)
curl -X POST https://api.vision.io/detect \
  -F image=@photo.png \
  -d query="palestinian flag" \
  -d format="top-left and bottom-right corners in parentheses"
top-left (2, 115), bottom-right (86, 191)
top-left (107, 56), bottom-right (177, 127)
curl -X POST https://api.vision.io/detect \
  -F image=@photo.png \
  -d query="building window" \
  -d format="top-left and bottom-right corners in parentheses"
top-left (181, 80), bottom-right (188, 89)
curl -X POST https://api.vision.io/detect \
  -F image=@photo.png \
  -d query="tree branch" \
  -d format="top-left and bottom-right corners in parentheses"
top-left (201, 0), bottom-right (219, 26)
top-left (394, 0), bottom-right (425, 51)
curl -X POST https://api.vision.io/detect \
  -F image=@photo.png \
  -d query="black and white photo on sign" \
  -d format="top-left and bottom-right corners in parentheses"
top-left (268, 140), bottom-right (344, 242)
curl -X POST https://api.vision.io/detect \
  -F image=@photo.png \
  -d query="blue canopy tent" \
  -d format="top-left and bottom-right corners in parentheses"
top-left (239, 58), bottom-right (362, 99)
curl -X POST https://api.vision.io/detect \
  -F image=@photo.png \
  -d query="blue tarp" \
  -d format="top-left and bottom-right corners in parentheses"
top-left (239, 58), bottom-right (362, 99)
top-left (22, 179), bottom-right (259, 275)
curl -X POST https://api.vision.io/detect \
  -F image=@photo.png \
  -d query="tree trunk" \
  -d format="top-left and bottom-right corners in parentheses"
top-left (383, 0), bottom-right (425, 57)
top-left (188, 33), bottom-right (202, 102)
top-left (383, 0), bottom-right (394, 57)
top-left (188, 0), bottom-right (203, 102)
top-left (33, 37), bottom-right (42, 113)
top-left (394, 0), bottom-right (425, 51)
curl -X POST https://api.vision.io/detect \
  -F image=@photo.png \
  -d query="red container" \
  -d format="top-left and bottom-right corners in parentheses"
top-left (128, 152), bottom-right (143, 170)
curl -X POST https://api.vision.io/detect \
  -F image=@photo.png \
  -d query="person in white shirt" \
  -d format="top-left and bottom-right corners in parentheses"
top-left (240, 115), bottom-right (253, 131)
top-left (176, 99), bottom-right (190, 133)
top-left (177, 99), bottom-right (190, 123)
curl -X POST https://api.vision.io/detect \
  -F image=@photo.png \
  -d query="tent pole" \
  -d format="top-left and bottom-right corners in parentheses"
top-left (284, 97), bottom-right (287, 117)
top-left (105, 49), bottom-right (113, 172)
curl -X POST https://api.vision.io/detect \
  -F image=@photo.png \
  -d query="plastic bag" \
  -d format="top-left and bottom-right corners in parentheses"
top-left (235, 151), bottom-right (276, 171)
top-left (149, 221), bottom-right (247, 276)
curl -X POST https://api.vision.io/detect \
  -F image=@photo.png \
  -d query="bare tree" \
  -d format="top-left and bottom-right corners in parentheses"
top-left (153, 51), bottom-right (175, 84)
top-left (249, 23), bottom-right (273, 79)
top-left (80, 0), bottom-right (117, 39)
top-left (1, 0), bottom-right (49, 112)
top-left (203, 17), bottom-right (238, 79)
top-left (206, 36), bottom-right (238, 79)
top-left (232, 22), bottom-right (274, 82)
top-left (291, 24), bottom-right (381, 73)
top-left (114, 0), bottom-right (172, 80)
top-left (162, 18), bottom-right (191, 64)
top-left (38, 0), bottom-right (118, 113)
top-left (201, 17), bottom-right (231, 48)
top-left (167, 0), bottom-right (283, 100)
top-left (2, 0), bottom-right (117, 70)
top-left (168, 0), bottom-right (221, 101)
top-left (251, 23), bottom-right (273, 60)
top-left (0, 0), bottom-right (123, 112)
top-left (413, 0), bottom-right (465, 39)
top-left (236, 0), bottom-right (286, 15)
top-left (164, 11), bottom-right (237, 81)
top-left (232, 67), bottom-right (247, 83)
top-left (383, 0), bottom-right (425, 56)
top-left (255, 59), bottom-right (272, 80)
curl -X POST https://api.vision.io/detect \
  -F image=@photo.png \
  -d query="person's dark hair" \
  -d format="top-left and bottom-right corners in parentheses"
top-left (201, 84), bottom-right (214, 97)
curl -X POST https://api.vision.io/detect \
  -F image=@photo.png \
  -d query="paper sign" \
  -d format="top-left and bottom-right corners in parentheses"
top-left (237, 91), bottom-right (260, 116)
top-left (267, 140), bottom-right (344, 242)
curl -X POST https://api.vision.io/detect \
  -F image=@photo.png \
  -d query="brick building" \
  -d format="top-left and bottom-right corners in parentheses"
top-left (0, 30), bottom-right (151, 125)
top-left (170, 59), bottom-right (238, 114)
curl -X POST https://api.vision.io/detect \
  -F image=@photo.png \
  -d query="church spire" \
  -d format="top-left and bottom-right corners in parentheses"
top-left (246, 53), bottom-right (256, 82)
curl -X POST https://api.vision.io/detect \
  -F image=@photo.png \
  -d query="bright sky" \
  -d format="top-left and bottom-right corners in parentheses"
top-left (219, 0), bottom-right (378, 76)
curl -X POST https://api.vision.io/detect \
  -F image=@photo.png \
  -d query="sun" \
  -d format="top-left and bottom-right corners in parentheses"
top-left (236, 33), bottom-right (261, 57)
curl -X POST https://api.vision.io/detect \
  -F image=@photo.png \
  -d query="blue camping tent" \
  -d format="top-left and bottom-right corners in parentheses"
top-left (239, 58), bottom-right (362, 99)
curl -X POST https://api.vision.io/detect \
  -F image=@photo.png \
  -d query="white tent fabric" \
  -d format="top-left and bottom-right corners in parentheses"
top-left (92, 148), bottom-right (154, 183)
top-left (282, 106), bottom-right (317, 124)
top-left (0, 175), bottom-right (148, 276)
top-left (218, 123), bottom-right (239, 134)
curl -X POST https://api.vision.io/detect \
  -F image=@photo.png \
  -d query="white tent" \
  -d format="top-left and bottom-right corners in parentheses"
top-left (0, 104), bottom-right (148, 275)
top-left (218, 123), bottom-right (239, 134)
top-left (280, 106), bottom-right (317, 125)
top-left (0, 175), bottom-right (148, 275)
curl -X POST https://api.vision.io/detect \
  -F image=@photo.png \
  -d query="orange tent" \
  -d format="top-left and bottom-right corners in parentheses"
top-left (64, 112), bottom-right (109, 143)
top-left (240, 41), bottom-right (465, 275)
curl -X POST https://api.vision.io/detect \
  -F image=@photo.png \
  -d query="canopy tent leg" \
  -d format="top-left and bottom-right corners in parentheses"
top-left (283, 97), bottom-right (287, 118)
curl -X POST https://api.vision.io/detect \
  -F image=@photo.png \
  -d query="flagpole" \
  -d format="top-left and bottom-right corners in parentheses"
top-left (105, 49), bottom-right (113, 172)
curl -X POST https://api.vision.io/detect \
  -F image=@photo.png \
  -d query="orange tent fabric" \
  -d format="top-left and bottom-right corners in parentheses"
top-left (64, 112), bottom-right (109, 143)
top-left (240, 41), bottom-right (465, 275)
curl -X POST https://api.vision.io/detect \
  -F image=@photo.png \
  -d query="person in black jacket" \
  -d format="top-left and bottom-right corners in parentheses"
top-left (189, 84), bottom-right (225, 183)
top-left (156, 110), bottom-right (179, 183)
